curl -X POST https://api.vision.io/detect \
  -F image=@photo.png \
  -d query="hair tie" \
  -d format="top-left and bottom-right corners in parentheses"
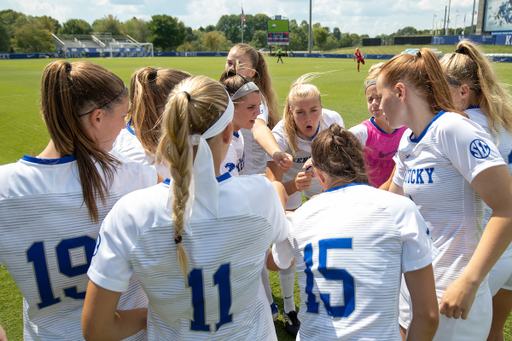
top-left (455, 47), bottom-right (468, 55)
top-left (183, 91), bottom-right (191, 101)
top-left (149, 69), bottom-right (158, 80)
top-left (66, 61), bottom-right (72, 72)
top-left (416, 51), bottom-right (422, 58)
top-left (174, 234), bottom-right (183, 244)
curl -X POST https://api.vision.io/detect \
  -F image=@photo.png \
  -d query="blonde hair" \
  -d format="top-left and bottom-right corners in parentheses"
top-left (365, 62), bottom-right (385, 86)
top-left (129, 67), bottom-right (191, 157)
top-left (157, 76), bottom-right (229, 279)
top-left (229, 44), bottom-right (280, 129)
top-left (283, 73), bottom-right (322, 155)
top-left (40, 60), bottom-right (126, 223)
top-left (440, 40), bottom-right (512, 137)
top-left (380, 48), bottom-right (459, 116)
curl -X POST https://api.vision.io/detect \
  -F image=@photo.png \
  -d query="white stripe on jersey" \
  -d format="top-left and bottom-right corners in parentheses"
top-left (270, 109), bottom-right (345, 209)
top-left (272, 184), bottom-right (436, 340)
top-left (393, 111), bottom-right (504, 296)
top-left (89, 174), bottom-right (290, 340)
top-left (113, 125), bottom-right (171, 179)
top-left (0, 152), bottom-right (156, 341)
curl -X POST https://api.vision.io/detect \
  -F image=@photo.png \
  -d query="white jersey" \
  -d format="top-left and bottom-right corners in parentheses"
top-left (348, 123), bottom-right (369, 146)
top-left (393, 111), bottom-right (504, 299)
top-left (220, 132), bottom-right (244, 176)
top-left (269, 108), bottom-right (345, 210)
top-left (0, 151), bottom-right (157, 341)
top-left (88, 174), bottom-right (290, 340)
top-left (466, 106), bottom-right (512, 257)
top-left (240, 102), bottom-right (269, 175)
top-left (272, 184), bottom-right (437, 341)
top-left (113, 124), bottom-right (172, 179)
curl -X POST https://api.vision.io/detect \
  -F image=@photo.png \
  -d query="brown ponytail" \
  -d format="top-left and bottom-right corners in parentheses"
top-left (40, 60), bottom-right (127, 222)
top-left (157, 76), bottom-right (228, 279)
top-left (129, 67), bottom-right (191, 157)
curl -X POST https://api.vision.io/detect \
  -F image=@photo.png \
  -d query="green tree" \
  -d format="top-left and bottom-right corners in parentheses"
top-left (201, 31), bottom-right (227, 51)
top-left (0, 10), bottom-right (27, 38)
top-left (124, 17), bottom-right (149, 42)
top-left (250, 30), bottom-right (267, 48)
top-left (0, 19), bottom-right (10, 52)
top-left (36, 16), bottom-right (59, 34)
top-left (289, 31), bottom-right (305, 51)
top-left (59, 19), bottom-right (92, 35)
top-left (11, 22), bottom-right (54, 52)
top-left (323, 36), bottom-right (338, 51)
top-left (396, 26), bottom-right (418, 36)
top-left (92, 15), bottom-right (124, 35)
top-left (205, 24), bottom-right (216, 32)
top-left (252, 13), bottom-right (270, 32)
top-left (148, 14), bottom-right (186, 51)
top-left (216, 14), bottom-right (241, 43)
top-left (333, 27), bottom-right (341, 40)
top-left (313, 27), bottom-right (328, 49)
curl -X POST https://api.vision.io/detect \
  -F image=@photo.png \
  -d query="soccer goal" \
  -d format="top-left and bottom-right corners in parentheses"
top-left (108, 42), bottom-right (154, 58)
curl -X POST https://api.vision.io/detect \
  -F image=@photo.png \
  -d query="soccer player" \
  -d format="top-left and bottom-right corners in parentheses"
top-left (0, 60), bottom-right (158, 340)
top-left (277, 47), bottom-right (284, 63)
top-left (378, 48), bottom-right (512, 341)
top-left (218, 69), bottom-right (261, 176)
top-left (354, 47), bottom-right (365, 72)
top-left (440, 40), bottom-right (512, 341)
top-left (269, 123), bottom-right (439, 341)
top-left (266, 72), bottom-right (344, 336)
top-left (113, 67), bottom-right (191, 179)
top-left (349, 62), bottom-right (407, 187)
top-left (82, 76), bottom-right (291, 340)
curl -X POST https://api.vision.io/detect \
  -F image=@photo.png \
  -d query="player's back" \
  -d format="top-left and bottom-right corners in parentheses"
top-left (288, 184), bottom-right (428, 340)
top-left (90, 174), bottom-right (289, 340)
top-left (0, 152), bottom-right (156, 340)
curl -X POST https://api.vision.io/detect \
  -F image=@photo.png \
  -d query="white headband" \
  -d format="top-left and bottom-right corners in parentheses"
top-left (232, 82), bottom-right (260, 101)
top-left (167, 93), bottom-right (234, 236)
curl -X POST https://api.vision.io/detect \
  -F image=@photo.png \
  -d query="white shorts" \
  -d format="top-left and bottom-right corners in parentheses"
top-left (488, 253), bottom-right (512, 295)
top-left (400, 278), bottom-right (492, 341)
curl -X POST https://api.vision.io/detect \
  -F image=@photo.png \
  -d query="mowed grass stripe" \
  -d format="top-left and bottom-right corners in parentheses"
top-left (2, 56), bottom-right (512, 340)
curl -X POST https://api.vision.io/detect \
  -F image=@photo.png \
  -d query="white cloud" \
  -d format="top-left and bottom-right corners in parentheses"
top-left (1, 0), bottom-right (480, 36)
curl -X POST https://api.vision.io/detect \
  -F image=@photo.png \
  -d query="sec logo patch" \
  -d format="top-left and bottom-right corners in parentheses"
top-left (469, 139), bottom-right (491, 159)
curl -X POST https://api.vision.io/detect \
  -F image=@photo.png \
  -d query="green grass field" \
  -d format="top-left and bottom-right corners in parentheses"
top-left (2, 54), bottom-right (512, 340)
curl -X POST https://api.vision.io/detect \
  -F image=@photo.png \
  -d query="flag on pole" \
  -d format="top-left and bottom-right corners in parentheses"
top-left (456, 10), bottom-right (460, 16)
top-left (241, 7), bottom-right (246, 26)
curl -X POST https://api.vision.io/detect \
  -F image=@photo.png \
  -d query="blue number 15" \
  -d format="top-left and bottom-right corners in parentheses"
top-left (304, 238), bottom-right (355, 318)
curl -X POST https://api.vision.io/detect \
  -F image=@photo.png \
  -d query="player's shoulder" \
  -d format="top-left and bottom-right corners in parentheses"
top-left (321, 108), bottom-right (344, 127)
top-left (222, 173), bottom-right (273, 194)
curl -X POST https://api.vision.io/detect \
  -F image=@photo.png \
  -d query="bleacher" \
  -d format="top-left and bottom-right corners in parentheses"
top-left (52, 33), bottom-right (138, 52)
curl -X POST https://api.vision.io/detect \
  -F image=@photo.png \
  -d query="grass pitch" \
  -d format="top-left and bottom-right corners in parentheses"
top-left (2, 55), bottom-right (512, 340)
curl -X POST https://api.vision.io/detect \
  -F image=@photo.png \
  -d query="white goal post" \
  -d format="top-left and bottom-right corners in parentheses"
top-left (108, 42), bottom-right (154, 58)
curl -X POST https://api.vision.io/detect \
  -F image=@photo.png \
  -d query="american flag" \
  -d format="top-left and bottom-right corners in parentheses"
top-left (456, 10), bottom-right (460, 16)
top-left (241, 7), bottom-right (246, 26)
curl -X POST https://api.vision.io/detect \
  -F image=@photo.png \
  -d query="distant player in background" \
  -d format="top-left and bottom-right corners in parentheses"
top-left (113, 67), bottom-right (191, 179)
top-left (277, 47), bottom-right (284, 63)
top-left (219, 69), bottom-right (262, 176)
top-left (0, 60), bottom-right (157, 341)
top-left (349, 62), bottom-right (407, 187)
top-left (83, 76), bottom-right (291, 340)
top-left (354, 47), bottom-right (365, 72)
top-left (268, 124), bottom-right (439, 341)
top-left (440, 40), bottom-right (512, 341)
top-left (380, 48), bottom-right (512, 341)
top-left (267, 72), bottom-right (344, 337)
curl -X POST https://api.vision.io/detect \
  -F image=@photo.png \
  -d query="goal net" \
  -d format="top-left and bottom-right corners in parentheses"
top-left (108, 42), bottom-right (154, 58)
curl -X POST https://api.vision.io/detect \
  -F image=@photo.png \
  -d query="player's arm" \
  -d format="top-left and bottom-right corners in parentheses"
top-left (0, 324), bottom-right (6, 341)
top-left (379, 165), bottom-right (396, 191)
top-left (440, 165), bottom-right (512, 319)
top-left (82, 281), bottom-right (147, 341)
top-left (404, 264), bottom-right (439, 341)
top-left (252, 119), bottom-right (292, 173)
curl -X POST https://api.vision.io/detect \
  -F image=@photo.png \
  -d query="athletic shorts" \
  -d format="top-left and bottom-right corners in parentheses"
top-left (489, 253), bottom-right (512, 295)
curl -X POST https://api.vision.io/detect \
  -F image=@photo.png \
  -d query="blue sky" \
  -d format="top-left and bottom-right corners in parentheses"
top-left (2, 0), bottom-right (479, 36)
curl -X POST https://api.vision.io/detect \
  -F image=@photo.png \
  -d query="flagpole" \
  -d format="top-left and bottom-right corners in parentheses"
top-left (241, 5), bottom-right (244, 44)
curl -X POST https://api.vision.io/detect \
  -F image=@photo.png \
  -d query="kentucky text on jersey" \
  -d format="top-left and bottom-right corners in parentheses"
top-left (403, 167), bottom-right (435, 184)
top-left (294, 157), bottom-right (311, 164)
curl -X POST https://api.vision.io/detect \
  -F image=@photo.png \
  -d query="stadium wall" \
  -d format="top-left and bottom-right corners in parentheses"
top-left (432, 34), bottom-right (496, 45)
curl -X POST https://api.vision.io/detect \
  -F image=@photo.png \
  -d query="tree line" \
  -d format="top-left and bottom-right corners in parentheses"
top-left (1, 9), bottom-right (456, 54)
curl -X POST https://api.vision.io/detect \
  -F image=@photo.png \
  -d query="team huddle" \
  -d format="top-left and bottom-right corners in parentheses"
top-left (1, 40), bottom-right (512, 341)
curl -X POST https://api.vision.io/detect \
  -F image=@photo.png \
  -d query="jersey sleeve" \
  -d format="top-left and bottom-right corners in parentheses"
top-left (349, 124), bottom-right (368, 147)
top-left (392, 132), bottom-right (409, 188)
top-left (258, 102), bottom-right (269, 125)
top-left (87, 198), bottom-right (139, 292)
top-left (439, 115), bottom-right (505, 183)
top-left (220, 143), bottom-right (240, 177)
top-left (267, 120), bottom-right (289, 162)
top-left (388, 196), bottom-right (438, 273)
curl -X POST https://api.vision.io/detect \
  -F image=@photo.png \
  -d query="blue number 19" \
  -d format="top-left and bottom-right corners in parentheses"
top-left (304, 238), bottom-right (355, 318)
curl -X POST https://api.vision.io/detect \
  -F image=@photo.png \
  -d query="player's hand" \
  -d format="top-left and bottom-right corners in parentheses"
top-left (302, 159), bottom-right (316, 176)
top-left (273, 151), bottom-right (293, 173)
top-left (295, 171), bottom-right (313, 192)
top-left (439, 275), bottom-right (479, 319)
top-left (0, 325), bottom-right (7, 341)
